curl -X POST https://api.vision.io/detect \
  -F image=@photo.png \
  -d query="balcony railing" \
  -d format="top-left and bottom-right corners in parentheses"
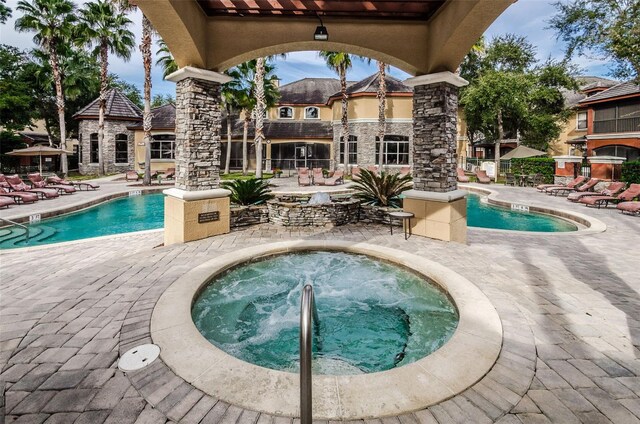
top-left (593, 117), bottom-right (640, 134)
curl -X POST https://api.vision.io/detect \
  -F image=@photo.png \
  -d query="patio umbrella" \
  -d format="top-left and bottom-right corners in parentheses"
top-left (7, 145), bottom-right (65, 174)
top-left (500, 145), bottom-right (548, 160)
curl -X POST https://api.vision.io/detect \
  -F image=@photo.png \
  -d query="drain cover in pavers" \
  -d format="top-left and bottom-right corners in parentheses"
top-left (118, 344), bottom-right (160, 372)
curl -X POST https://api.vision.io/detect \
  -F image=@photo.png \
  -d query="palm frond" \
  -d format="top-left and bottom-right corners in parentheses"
top-left (351, 169), bottom-right (412, 208)
top-left (221, 178), bottom-right (275, 206)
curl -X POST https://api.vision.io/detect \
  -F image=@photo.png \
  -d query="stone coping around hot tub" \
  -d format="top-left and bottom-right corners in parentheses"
top-left (460, 185), bottom-right (607, 235)
top-left (0, 187), bottom-right (165, 225)
top-left (151, 240), bottom-right (503, 419)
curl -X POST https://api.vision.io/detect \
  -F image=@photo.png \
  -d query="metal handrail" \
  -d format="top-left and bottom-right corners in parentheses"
top-left (0, 218), bottom-right (30, 244)
top-left (300, 284), bottom-right (319, 424)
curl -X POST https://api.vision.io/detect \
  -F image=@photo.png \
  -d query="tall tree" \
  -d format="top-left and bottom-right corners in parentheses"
top-left (112, 0), bottom-right (155, 185)
top-left (15, 0), bottom-right (77, 175)
top-left (254, 57), bottom-right (267, 178)
top-left (550, 0), bottom-right (640, 82)
top-left (156, 39), bottom-right (178, 78)
top-left (0, 45), bottom-right (38, 131)
top-left (79, 0), bottom-right (135, 175)
top-left (0, 0), bottom-right (12, 24)
top-left (320, 51), bottom-right (353, 172)
top-left (221, 79), bottom-right (241, 175)
top-left (376, 61), bottom-right (388, 168)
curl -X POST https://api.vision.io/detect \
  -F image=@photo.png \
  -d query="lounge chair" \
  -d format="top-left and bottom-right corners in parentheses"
top-left (367, 165), bottom-right (379, 176)
top-left (298, 168), bottom-right (311, 186)
top-left (537, 175), bottom-right (586, 192)
top-left (27, 173), bottom-right (76, 194)
top-left (125, 170), bottom-right (139, 181)
top-left (324, 170), bottom-right (344, 186)
top-left (351, 166), bottom-right (362, 181)
top-left (547, 178), bottom-right (599, 196)
top-left (47, 175), bottom-right (100, 191)
top-left (398, 166), bottom-right (411, 178)
top-left (617, 201), bottom-right (640, 216)
top-left (457, 168), bottom-right (470, 183)
top-left (0, 196), bottom-right (15, 209)
top-left (0, 187), bottom-right (38, 204)
top-left (158, 168), bottom-right (175, 183)
top-left (4, 174), bottom-right (59, 199)
top-left (568, 182), bottom-right (625, 202)
top-left (313, 168), bottom-right (325, 185)
top-left (580, 183), bottom-right (640, 209)
top-left (475, 170), bottom-right (491, 184)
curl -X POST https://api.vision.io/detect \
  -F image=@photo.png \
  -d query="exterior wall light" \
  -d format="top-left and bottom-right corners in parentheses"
top-left (314, 15), bottom-right (328, 41)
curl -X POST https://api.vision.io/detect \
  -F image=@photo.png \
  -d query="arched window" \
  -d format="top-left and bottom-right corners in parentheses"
top-left (115, 134), bottom-right (129, 163)
top-left (339, 135), bottom-right (357, 164)
top-left (304, 107), bottom-right (319, 119)
top-left (151, 134), bottom-right (176, 159)
top-left (278, 107), bottom-right (293, 119)
top-left (375, 135), bottom-right (410, 165)
top-left (89, 133), bottom-right (98, 163)
top-left (594, 145), bottom-right (640, 162)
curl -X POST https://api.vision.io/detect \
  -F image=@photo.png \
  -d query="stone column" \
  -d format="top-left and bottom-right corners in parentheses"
top-left (163, 67), bottom-right (233, 246)
top-left (402, 72), bottom-right (469, 243)
top-left (553, 155), bottom-right (583, 184)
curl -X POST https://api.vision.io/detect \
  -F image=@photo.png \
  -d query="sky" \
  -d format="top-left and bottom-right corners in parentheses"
top-left (1, 0), bottom-right (614, 98)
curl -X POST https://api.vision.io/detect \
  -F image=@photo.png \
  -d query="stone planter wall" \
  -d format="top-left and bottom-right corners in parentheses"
top-left (230, 205), bottom-right (269, 228)
top-left (267, 199), bottom-right (360, 227)
top-left (359, 204), bottom-right (404, 226)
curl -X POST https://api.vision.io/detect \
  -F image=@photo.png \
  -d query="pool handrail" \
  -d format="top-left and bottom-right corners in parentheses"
top-left (0, 217), bottom-right (29, 244)
top-left (300, 284), bottom-right (318, 424)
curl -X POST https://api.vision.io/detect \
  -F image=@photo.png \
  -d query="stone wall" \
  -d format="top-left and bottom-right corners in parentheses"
top-left (412, 82), bottom-right (459, 192)
top-left (230, 205), bottom-right (269, 228)
top-left (174, 78), bottom-right (223, 191)
top-left (267, 199), bottom-right (360, 227)
top-left (359, 204), bottom-right (403, 226)
top-left (331, 121), bottom-right (413, 169)
top-left (78, 119), bottom-right (136, 175)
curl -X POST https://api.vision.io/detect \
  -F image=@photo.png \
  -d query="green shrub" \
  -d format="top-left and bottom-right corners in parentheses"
top-left (511, 157), bottom-right (555, 183)
top-left (221, 178), bottom-right (275, 205)
top-left (352, 169), bottom-right (412, 208)
top-left (622, 160), bottom-right (640, 183)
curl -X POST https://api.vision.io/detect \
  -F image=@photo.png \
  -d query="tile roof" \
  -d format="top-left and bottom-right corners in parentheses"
top-left (579, 81), bottom-right (640, 104)
top-left (74, 89), bottom-right (143, 120)
top-left (127, 104), bottom-right (176, 130)
top-left (562, 76), bottom-right (618, 107)
top-left (278, 78), bottom-right (347, 105)
top-left (221, 118), bottom-right (333, 139)
top-left (345, 72), bottom-right (412, 95)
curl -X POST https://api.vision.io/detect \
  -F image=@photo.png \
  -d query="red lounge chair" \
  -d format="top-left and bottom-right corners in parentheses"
top-left (568, 181), bottom-right (624, 202)
top-left (298, 168), bottom-right (311, 186)
top-left (158, 167), bottom-right (175, 183)
top-left (351, 166), bottom-right (361, 181)
top-left (367, 165), bottom-right (379, 176)
top-left (538, 175), bottom-right (586, 192)
top-left (47, 175), bottom-right (100, 191)
top-left (457, 168), bottom-right (470, 183)
top-left (0, 187), bottom-right (38, 204)
top-left (324, 169), bottom-right (344, 186)
top-left (4, 174), bottom-right (59, 199)
top-left (617, 201), bottom-right (640, 216)
top-left (475, 170), bottom-right (491, 184)
top-left (581, 183), bottom-right (640, 209)
top-left (548, 178), bottom-right (599, 196)
top-left (398, 166), bottom-right (411, 178)
top-left (125, 170), bottom-right (139, 181)
top-left (0, 196), bottom-right (15, 208)
top-left (313, 168), bottom-right (326, 185)
top-left (28, 173), bottom-right (76, 194)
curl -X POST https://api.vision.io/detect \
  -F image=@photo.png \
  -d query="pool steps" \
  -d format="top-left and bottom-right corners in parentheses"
top-left (0, 225), bottom-right (57, 248)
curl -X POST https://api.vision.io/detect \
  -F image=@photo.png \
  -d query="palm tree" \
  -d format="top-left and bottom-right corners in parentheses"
top-left (221, 81), bottom-right (241, 175)
top-left (156, 39), bottom-right (178, 78)
top-left (79, 0), bottom-right (135, 175)
top-left (319, 51), bottom-right (353, 173)
top-left (15, 0), bottom-right (77, 175)
top-left (376, 61), bottom-right (388, 168)
top-left (112, 0), bottom-right (154, 185)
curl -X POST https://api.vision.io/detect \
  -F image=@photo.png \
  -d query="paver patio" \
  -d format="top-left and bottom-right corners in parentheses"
top-left (1, 184), bottom-right (639, 423)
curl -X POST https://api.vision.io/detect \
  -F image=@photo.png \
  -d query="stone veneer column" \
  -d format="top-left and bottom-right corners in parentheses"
top-left (163, 67), bottom-right (233, 246)
top-left (403, 72), bottom-right (469, 243)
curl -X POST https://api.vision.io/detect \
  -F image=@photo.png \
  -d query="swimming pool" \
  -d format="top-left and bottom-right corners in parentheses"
top-left (0, 191), bottom-right (577, 249)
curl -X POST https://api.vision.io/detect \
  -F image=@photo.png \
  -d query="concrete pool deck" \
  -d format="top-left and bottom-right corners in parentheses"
top-left (1, 184), bottom-right (639, 423)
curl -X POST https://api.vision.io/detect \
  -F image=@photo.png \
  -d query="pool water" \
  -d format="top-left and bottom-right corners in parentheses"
top-left (0, 193), bottom-right (164, 249)
top-left (191, 252), bottom-right (459, 375)
top-left (466, 193), bottom-right (577, 232)
top-left (0, 191), bottom-right (577, 249)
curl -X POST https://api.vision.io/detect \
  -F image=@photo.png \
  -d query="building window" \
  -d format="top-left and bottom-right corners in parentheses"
top-left (339, 136), bottom-right (357, 164)
top-left (89, 133), bottom-right (98, 163)
top-left (115, 134), bottom-right (128, 163)
top-left (375, 135), bottom-right (410, 165)
top-left (594, 145), bottom-right (640, 161)
top-left (577, 111), bottom-right (587, 130)
top-left (279, 107), bottom-right (293, 119)
top-left (594, 101), bottom-right (640, 133)
top-left (151, 134), bottom-right (175, 159)
top-left (304, 107), bottom-right (319, 119)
